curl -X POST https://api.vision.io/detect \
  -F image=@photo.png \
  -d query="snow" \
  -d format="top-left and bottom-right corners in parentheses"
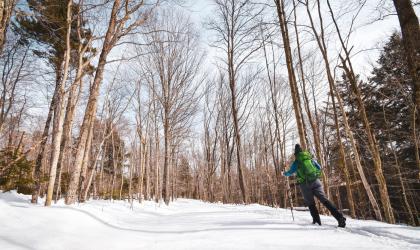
top-left (0, 191), bottom-right (419, 250)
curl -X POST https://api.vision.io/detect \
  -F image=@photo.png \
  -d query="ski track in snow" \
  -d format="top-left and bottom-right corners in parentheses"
top-left (0, 191), bottom-right (419, 250)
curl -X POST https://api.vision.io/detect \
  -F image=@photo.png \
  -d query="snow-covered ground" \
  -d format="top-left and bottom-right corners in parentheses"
top-left (0, 191), bottom-right (419, 250)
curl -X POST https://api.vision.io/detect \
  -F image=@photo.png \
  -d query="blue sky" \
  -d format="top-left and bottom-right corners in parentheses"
top-left (186, 0), bottom-right (416, 79)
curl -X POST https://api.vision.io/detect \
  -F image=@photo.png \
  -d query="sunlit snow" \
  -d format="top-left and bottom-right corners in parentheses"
top-left (0, 191), bottom-right (419, 250)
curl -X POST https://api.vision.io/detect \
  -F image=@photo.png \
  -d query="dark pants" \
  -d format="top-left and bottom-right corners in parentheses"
top-left (299, 179), bottom-right (343, 222)
top-left (299, 179), bottom-right (329, 206)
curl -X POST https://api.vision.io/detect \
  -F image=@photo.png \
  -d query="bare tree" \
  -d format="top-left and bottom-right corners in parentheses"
top-left (139, 9), bottom-right (203, 204)
top-left (301, 0), bottom-right (383, 221)
top-left (203, 82), bottom-right (220, 202)
top-left (214, 73), bottom-right (235, 202)
top-left (134, 80), bottom-right (149, 202)
top-left (325, 0), bottom-right (395, 223)
top-left (55, 2), bottom-right (96, 202)
top-left (0, 40), bottom-right (30, 134)
top-left (208, 0), bottom-right (264, 204)
top-left (274, 0), bottom-right (308, 149)
top-left (45, 0), bottom-right (73, 206)
top-left (260, 21), bottom-right (294, 207)
top-left (66, 0), bottom-right (156, 205)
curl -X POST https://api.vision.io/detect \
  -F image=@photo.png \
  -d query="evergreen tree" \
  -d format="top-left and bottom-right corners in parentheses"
top-left (177, 156), bottom-right (193, 198)
top-left (0, 147), bottom-right (34, 194)
top-left (335, 33), bottom-right (419, 225)
top-left (14, 0), bottom-right (94, 74)
top-left (14, 0), bottom-right (95, 203)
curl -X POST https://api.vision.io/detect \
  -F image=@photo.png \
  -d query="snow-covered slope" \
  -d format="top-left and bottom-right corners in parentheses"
top-left (0, 191), bottom-right (418, 250)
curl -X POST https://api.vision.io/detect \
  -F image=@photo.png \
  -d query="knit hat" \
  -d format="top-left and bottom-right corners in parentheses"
top-left (294, 144), bottom-right (302, 155)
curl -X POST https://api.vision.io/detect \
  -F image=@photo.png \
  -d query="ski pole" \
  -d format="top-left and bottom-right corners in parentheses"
top-left (284, 174), bottom-right (295, 221)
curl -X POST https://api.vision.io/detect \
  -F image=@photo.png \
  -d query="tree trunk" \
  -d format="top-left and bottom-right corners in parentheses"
top-left (229, 80), bottom-right (248, 204)
top-left (65, 0), bottom-right (121, 205)
top-left (45, 87), bottom-right (67, 206)
top-left (227, 31), bottom-right (248, 203)
top-left (304, 0), bottom-right (382, 221)
top-left (332, 85), bottom-right (382, 221)
top-left (138, 137), bottom-right (147, 202)
top-left (274, 0), bottom-right (308, 149)
top-left (55, 37), bottom-right (88, 202)
top-left (162, 114), bottom-right (170, 204)
top-left (128, 150), bottom-right (133, 205)
top-left (326, 0), bottom-right (395, 222)
top-left (170, 146), bottom-right (177, 201)
top-left (393, 0), bottom-right (420, 112)
top-left (393, 0), bottom-right (420, 180)
top-left (31, 85), bottom-right (56, 204)
top-left (66, 0), bottom-right (155, 204)
top-left (82, 157), bottom-right (97, 202)
top-left (0, 0), bottom-right (16, 54)
top-left (291, 0), bottom-right (330, 199)
top-left (145, 139), bottom-right (151, 200)
top-left (31, 60), bottom-right (65, 203)
top-left (154, 108), bottom-right (161, 203)
top-left (341, 58), bottom-right (395, 223)
top-left (98, 147), bottom-right (105, 198)
top-left (78, 120), bottom-right (94, 201)
top-left (383, 106), bottom-right (416, 225)
top-left (45, 0), bottom-right (73, 206)
top-left (119, 152), bottom-right (124, 201)
top-left (330, 91), bottom-right (356, 218)
top-left (54, 80), bottom-right (79, 202)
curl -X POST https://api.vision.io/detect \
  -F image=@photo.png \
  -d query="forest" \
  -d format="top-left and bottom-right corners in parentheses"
top-left (0, 0), bottom-right (419, 228)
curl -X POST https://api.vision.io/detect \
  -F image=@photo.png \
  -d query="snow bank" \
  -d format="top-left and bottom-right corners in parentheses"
top-left (0, 191), bottom-right (419, 250)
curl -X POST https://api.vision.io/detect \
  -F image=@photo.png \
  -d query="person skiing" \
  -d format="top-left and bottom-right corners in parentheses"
top-left (283, 144), bottom-right (346, 228)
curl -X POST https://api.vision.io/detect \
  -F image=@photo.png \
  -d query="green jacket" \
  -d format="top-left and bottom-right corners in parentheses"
top-left (284, 151), bottom-right (321, 184)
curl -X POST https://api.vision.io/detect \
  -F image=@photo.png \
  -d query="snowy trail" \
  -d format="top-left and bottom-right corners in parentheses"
top-left (0, 191), bottom-right (419, 250)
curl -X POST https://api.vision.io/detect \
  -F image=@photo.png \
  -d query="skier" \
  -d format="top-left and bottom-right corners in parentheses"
top-left (283, 144), bottom-right (346, 228)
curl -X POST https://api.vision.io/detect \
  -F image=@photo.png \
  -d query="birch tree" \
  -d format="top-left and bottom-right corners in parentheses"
top-left (16, 0), bottom-right (90, 204)
top-left (45, 0), bottom-right (73, 206)
top-left (66, 0), bottom-right (156, 205)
